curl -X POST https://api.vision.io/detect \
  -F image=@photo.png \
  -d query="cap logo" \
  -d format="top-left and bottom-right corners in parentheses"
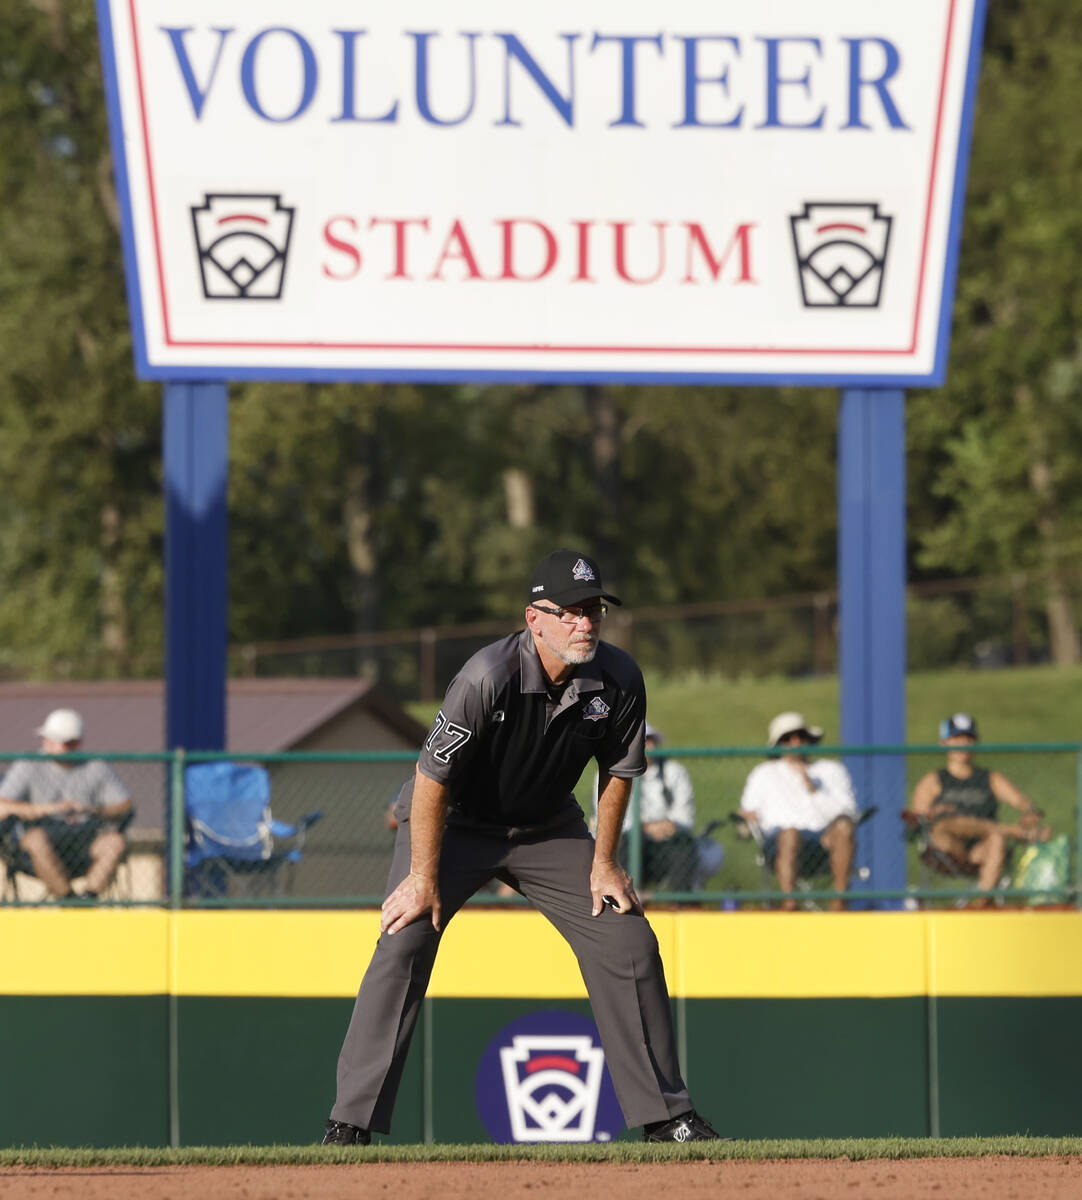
top-left (531, 584), bottom-right (545, 593)
top-left (572, 558), bottom-right (596, 583)
top-left (583, 697), bottom-right (610, 723)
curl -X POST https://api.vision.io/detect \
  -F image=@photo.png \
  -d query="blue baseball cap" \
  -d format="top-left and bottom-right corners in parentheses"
top-left (939, 712), bottom-right (978, 740)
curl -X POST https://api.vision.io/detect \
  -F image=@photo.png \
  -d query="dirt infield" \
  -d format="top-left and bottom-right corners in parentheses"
top-left (2, 1157), bottom-right (1081, 1200)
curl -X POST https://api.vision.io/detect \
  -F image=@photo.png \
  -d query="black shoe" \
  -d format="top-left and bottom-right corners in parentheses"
top-left (322, 1118), bottom-right (370, 1145)
top-left (643, 1110), bottom-right (730, 1142)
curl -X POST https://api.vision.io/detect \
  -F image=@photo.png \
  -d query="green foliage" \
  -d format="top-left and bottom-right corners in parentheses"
top-left (0, 0), bottom-right (161, 677)
top-left (0, 1), bottom-right (1080, 677)
top-left (908, 0), bottom-right (1082, 584)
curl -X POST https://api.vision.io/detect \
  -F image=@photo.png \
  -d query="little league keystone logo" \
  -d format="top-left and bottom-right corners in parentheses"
top-left (790, 202), bottom-right (893, 307)
top-left (475, 1011), bottom-right (623, 1143)
top-left (500, 1035), bottom-right (605, 1142)
top-left (571, 558), bottom-right (596, 583)
top-left (191, 193), bottom-right (295, 299)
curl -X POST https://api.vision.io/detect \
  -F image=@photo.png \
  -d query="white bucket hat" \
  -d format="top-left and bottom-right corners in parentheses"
top-left (768, 711), bottom-right (824, 747)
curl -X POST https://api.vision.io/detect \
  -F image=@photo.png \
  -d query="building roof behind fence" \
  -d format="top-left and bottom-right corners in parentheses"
top-left (0, 678), bottom-right (427, 753)
top-left (0, 679), bottom-right (426, 832)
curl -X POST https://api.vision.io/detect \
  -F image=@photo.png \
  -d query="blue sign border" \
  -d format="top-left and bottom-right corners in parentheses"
top-left (96, 0), bottom-right (988, 389)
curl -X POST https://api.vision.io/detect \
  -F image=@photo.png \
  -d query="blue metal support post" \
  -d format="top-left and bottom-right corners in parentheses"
top-left (163, 382), bottom-right (228, 892)
top-left (164, 382), bottom-right (228, 750)
top-left (838, 389), bottom-right (907, 905)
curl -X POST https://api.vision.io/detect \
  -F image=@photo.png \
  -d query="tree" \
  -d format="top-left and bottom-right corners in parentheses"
top-left (908, 0), bottom-right (1082, 663)
top-left (1, 0), bottom-right (1080, 683)
top-left (0, 0), bottom-right (162, 677)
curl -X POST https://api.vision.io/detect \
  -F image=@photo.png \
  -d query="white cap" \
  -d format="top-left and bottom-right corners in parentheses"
top-left (36, 708), bottom-right (84, 743)
top-left (768, 711), bottom-right (824, 747)
top-left (644, 722), bottom-right (663, 744)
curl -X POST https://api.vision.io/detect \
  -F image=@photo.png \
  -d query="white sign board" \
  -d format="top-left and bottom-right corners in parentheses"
top-left (97, 0), bottom-right (986, 384)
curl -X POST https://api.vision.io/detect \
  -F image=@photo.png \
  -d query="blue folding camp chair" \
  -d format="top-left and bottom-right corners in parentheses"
top-left (184, 762), bottom-right (322, 898)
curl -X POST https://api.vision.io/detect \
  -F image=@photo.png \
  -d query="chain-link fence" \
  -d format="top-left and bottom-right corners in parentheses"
top-left (0, 750), bottom-right (417, 905)
top-left (636, 742), bottom-right (1079, 909)
top-left (0, 753), bottom-right (170, 903)
top-left (0, 745), bottom-right (1077, 908)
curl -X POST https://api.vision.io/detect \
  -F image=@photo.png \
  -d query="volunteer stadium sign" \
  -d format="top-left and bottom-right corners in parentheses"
top-left (97, 0), bottom-right (986, 384)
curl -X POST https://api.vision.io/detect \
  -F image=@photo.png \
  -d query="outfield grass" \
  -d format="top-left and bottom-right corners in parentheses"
top-left (409, 663), bottom-right (1082, 747)
top-left (631, 662), bottom-right (1082, 748)
top-left (2, 1137), bottom-right (1081, 1166)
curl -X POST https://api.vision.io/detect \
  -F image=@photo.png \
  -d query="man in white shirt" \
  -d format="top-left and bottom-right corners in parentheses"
top-left (738, 712), bottom-right (858, 911)
top-left (0, 709), bottom-right (132, 898)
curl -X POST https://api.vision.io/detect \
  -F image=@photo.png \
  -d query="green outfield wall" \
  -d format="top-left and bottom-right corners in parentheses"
top-left (2, 910), bottom-right (1080, 1146)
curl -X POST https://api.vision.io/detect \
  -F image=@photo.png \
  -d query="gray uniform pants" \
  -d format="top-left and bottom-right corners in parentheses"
top-left (331, 816), bottom-right (691, 1133)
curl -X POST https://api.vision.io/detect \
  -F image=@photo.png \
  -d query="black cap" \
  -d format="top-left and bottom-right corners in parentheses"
top-left (527, 549), bottom-right (623, 607)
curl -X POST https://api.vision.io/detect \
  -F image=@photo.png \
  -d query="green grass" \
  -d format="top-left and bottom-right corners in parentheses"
top-left (638, 662), bottom-right (1082, 748)
top-left (409, 663), bottom-right (1082, 748)
top-left (2, 1138), bottom-right (1081, 1166)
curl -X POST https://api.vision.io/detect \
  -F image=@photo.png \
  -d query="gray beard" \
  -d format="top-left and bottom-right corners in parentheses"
top-left (551, 641), bottom-right (598, 666)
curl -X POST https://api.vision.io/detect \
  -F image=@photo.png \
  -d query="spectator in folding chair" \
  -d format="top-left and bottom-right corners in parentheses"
top-left (592, 723), bottom-right (723, 894)
top-left (0, 709), bottom-right (132, 899)
top-left (737, 712), bottom-right (859, 911)
top-left (908, 712), bottom-right (1050, 906)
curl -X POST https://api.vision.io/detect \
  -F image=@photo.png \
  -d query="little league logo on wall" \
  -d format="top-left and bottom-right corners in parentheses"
top-left (475, 1011), bottom-right (623, 1143)
top-left (190, 193), bottom-right (295, 299)
top-left (790, 202), bottom-right (893, 308)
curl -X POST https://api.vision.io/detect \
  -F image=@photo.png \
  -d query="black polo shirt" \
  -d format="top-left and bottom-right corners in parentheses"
top-left (404, 629), bottom-right (647, 836)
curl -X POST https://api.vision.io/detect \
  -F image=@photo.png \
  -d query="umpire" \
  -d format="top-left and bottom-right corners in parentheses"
top-left (323, 549), bottom-right (722, 1145)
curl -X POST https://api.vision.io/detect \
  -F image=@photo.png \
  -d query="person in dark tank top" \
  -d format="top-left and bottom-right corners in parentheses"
top-left (908, 712), bottom-right (1050, 904)
top-left (935, 764), bottom-right (998, 822)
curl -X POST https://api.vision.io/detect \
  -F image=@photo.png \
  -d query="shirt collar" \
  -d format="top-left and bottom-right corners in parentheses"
top-left (517, 629), bottom-right (604, 696)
